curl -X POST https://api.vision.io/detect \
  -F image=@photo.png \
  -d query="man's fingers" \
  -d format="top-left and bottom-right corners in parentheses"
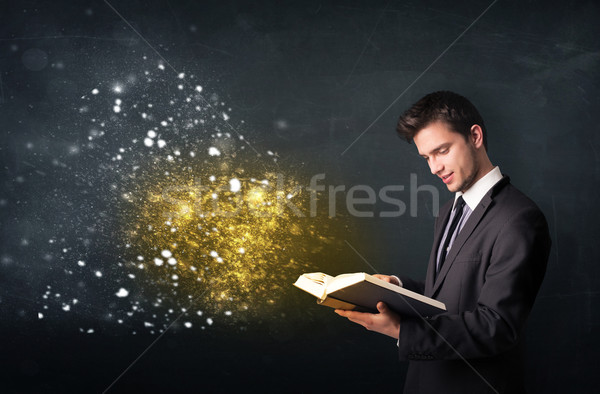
top-left (334, 309), bottom-right (349, 316)
top-left (373, 274), bottom-right (391, 283)
top-left (372, 274), bottom-right (400, 286)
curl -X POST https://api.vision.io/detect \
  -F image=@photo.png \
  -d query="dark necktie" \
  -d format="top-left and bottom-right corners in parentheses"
top-left (437, 196), bottom-right (466, 273)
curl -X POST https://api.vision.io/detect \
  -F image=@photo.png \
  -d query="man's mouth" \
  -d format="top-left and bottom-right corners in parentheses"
top-left (441, 173), bottom-right (454, 184)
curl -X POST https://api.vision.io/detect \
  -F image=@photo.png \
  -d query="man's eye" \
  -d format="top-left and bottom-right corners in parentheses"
top-left (439, 149), bottom-right (448, 154)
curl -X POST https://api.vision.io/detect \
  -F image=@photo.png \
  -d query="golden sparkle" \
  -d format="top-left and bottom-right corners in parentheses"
top-left (119, 155), bottom-right (337, 316)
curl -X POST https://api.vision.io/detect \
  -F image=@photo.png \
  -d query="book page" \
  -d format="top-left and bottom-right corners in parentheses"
top-left (294, 273), bottom-right (334, 299)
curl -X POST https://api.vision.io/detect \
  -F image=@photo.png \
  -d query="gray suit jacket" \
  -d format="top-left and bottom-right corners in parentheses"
top-left (398, 177), bottom-right (551, 394)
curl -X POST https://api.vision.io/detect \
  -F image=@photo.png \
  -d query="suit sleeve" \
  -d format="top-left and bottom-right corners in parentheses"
top-left (397, 206), bottom-right (551, 360)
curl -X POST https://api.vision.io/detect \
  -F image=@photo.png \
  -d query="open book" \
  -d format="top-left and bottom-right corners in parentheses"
top-left (294, 272), bottom-right (446, 317)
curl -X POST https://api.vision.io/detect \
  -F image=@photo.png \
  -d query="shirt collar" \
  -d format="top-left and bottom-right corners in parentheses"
top-left (455, 166), bottom-right (503, 210)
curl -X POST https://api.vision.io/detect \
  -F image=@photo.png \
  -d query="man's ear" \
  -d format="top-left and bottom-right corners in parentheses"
top-left (470, 124), bottom-right (484, 149)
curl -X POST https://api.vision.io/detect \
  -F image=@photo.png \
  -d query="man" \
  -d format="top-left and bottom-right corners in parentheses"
top-left (335, 91), bottom-right (551, 393)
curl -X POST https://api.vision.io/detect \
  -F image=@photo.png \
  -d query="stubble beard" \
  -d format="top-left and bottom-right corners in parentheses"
top-left (455, 146), bottom-right (480, 193)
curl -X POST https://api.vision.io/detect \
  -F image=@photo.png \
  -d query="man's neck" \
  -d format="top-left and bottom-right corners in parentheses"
top-left (458, 166), bottom-right (503, 210)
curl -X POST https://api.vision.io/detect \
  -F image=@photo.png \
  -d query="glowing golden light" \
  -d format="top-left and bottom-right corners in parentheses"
top-left (119, 155), bottom-right (338, 316)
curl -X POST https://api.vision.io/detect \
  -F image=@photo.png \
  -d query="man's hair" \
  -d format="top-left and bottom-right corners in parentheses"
top-left (396, 91), bottom-right (487, 150)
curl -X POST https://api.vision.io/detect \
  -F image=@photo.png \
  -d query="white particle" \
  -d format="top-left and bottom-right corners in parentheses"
top-left (137, 255), bottom-right (144, 261)
top-left (178, 73), bottom-right (185, 79)
top-left (206, 318), bottom-right (213, 325)
top-left (267, 150), bottom-right (274, 156)
top-left (147, 130), bottom-right (157, 138)
top-left (229, 178), bottom-right (241, 192)
top-left (209, 175), bottom-right (216, 182)
top-left (209, 251), bottom-right (218, 257)
top-left (216, 257), bottom-right (223, 263)
top-left (167, 257), bottom-right (177, 266)
top-left (190, 151), bottom-right (196, 157)
top-left (196, 310), bottom-right (203, 316)
top-left (222, 112), bottom-right (230, 121)
top-left (113, 105), bottom-right (121, 113)
top-left (157, 139), bottom-right (166, 148)
top-left (77, 260), bottom-right (85, 267)
top-left (144, 322), bottom-right (154, 327)
top-left (154, 258), bottom-right (164, 266)
top-left (62, 304), bottom-right (71, 311)
top-left (161, 250), bottom-right (172, 258)
top-left (238, 248), bottom-right (245, 254)
top-left (115, 288), bottom-right (129, 298)
top-left (87, 328), bottom-right (94, 334)
top-left (38, 313), bottom-right (44, 319)
top-left (95, 271), bottom-right (102, 278)
top-left (177, 84), bottom-right (183, 90)
top-left (171, 274), bottom-right (178, 280)
top-left (115, 99), bottom-right (122, 105)
top-left (144, 138), bottom-right (154, 147)
top-left (195, 85), bottom-right (203, 92)
top-left (158, 64), bottom-right (165, 70)
top-left (224, 311), bottom-right (232, 316)
top-left (91, 88), bottom-right (99, 95)
top-left (208, 147), bottom-right (221, 156)
top-left (128, 273), bottom-right (135, 279)
top-left (113, 85), bottom-right (122, 93)
top-left (184, 322), bottom-right (192, 328)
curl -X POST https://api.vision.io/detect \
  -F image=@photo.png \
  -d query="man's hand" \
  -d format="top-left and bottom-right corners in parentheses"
top-left (373, 274), bottom-right (401, 286)
top-left (335, 302), bottom-right (401, 339)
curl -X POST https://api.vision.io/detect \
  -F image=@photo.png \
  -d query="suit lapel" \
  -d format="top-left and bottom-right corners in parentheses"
top-left (430, 176), bottom-right (510, 297)
top-left (425, 201), bottom-right (452, 297)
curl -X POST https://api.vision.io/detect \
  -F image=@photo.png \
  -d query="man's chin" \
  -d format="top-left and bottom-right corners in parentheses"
top-left (445, 184), bottom-right (458, 193)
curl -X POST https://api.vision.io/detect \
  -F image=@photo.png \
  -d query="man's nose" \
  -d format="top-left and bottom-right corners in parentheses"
top-left (429, 158), bottom-right (443, 175)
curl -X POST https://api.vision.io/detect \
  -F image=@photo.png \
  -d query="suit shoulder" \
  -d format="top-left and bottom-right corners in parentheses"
top-left (494, 183), bottom-right (544, 214)
top-left (492, 184), bottom-right (549, 233)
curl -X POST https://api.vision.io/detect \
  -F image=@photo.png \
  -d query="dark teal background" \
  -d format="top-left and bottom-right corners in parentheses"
top-left (1, 0), bottom-right (598, 392)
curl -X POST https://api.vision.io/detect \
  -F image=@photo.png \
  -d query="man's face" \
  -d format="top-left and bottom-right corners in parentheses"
top-left (413, 121), bottom-right (479, 193)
